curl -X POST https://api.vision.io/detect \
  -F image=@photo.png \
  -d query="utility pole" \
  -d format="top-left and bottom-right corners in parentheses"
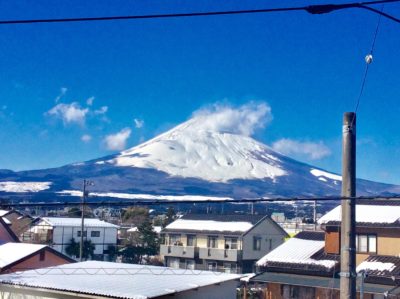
top-left (313, 200), bottom-right (317, 231)
top-left (80, 179), bottom-right (94, 262)
top-left (340, 112), bottom-right (356, 299)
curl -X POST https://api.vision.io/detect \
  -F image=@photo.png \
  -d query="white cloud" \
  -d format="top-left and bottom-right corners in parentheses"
top-left (94, 106), bottom-right (108, 115)
top-left (191, 102), bottom-right (272, 136)
top-left (104, 128), bottom-right (131, 151)
top-left (81, 134), bottom-right (92, 143)
top-left (134, 118), bottom-right (144, 128)
top-left (54, 87), bottom-right (68, 103)
top-left (47, 102), bottom-right (89, 126)
top-left (86, 97), bottom-right (95, 106)
top-left (272, 138), bottom-right (331, 160)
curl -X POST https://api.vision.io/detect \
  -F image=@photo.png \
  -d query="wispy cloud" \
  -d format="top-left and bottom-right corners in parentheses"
top-left (192, 102), bottom-right (272, 136)
top-left (134, 118), bottom-right (144, 128)
top-left (272, 138), bottom-right (331, 160)
top-left (104, 128), bottom-right (131, 151)
top-left (86, 96), bottom-right (95, 106)
top-left (81, 134), bottom-right (92, 143)
top-left (54, 87), bottom-right (68, 103)
top-left (94, 106), bottom-right (108, 115)
top-left (46, 102), bottom-right (89, 126)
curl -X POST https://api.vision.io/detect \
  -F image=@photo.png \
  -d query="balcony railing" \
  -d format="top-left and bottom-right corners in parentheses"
top-left (199, 248), bottom-right (242, 262)
top-left (160, 245), bottom-right (198, 258)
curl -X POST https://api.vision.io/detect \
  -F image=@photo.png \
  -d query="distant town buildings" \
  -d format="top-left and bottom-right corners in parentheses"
top-left (160, 214), bottom-right (288, 273)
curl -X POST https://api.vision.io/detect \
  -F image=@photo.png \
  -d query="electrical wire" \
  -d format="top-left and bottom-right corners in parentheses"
top-left (0, 0), bottom-right (398, 25)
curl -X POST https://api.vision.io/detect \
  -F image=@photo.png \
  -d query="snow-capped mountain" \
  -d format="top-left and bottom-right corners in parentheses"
top-left (1, 116), bottom-right (399, 200)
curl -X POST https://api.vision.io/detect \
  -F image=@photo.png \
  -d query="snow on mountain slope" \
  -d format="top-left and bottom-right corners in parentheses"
top-left (98, 118), bottom-right (286, 182)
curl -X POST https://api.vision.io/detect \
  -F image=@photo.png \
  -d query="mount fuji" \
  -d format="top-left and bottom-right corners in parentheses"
top-left (1, 115), bottom-right (399, 201)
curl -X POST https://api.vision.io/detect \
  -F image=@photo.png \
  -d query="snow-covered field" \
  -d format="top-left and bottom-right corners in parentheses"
top-left (0, 181), bottom-right (51, 193)
top-left (58, 190), bottom-right (233, 201)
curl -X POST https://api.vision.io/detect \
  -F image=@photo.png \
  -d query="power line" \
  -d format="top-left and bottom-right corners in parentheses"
top-left (0, 0), bottom-right (399, 25)
top-left (1, 195), bottom-right (400, 208)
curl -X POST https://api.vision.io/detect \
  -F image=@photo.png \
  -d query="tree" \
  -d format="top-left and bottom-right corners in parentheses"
top-left (67, 207), bottom-right (93, 218)
top-left (138, 217), bottom-right (159, 256)
top-left (121, 207), bottom-right (149, 225)
top-left (65, 238), bottom-right (79, 258)
top-left (162, 207), bottom-right (176, 228)
top-left (107, 245), bottom-right (118, 262)
top-left (64, 238), bottom-right (95, 260)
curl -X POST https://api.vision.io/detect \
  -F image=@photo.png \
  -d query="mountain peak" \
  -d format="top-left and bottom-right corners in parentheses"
top-left (99, 117), bottom-right (286, 182)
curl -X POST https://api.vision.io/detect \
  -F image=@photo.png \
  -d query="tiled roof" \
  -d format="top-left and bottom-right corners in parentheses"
top-left (318, 204), bottom-right (400, 226)
top-left (0, 243), bottom-right (46, 268)
top-left (0, 261), bottom-right (241, 299)
top-left (180, 214), bottom-right (265, 224)
top-left (256, 231), bottom-right (338, 273)
top-left (357, 255), bottom-right (400, 285)
top-left (40, 217), bottom-right (119, 228)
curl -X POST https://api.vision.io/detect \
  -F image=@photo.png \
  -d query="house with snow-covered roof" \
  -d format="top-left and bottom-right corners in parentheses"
top-left (251, 199), bottom-right (400, 298)
top-left (0, 261), bottom-right (241, 299)
top-left (160, 214), bottom-right (288, 273)
top-left (25, 217), bottom-right (119, 260)
top-left (0, 242), bottom-right (74, 274)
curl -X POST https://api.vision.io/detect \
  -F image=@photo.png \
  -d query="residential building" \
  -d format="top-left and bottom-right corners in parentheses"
top-left (160, 214), bottom-right (288, 273)
top-left (0, 242), bottom-right (74, 274)
top-left (0, 261), bottom-right (240, 299)
top-left (0, 217), bottom-right (19, 244)
top-left (24, 217), bottom-right (119, 260)
top-left (0, 209), bottom-right (33, 237)
top-left (252, 200), bottom-right (400, 298)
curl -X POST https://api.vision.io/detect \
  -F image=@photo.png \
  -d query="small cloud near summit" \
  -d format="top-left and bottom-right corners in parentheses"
top-left (104, 128), bottom-right (131, 151)
top-left (272, 138), bottom-right (331, 160)
top-left (191, 102), bottom-right (272, 136)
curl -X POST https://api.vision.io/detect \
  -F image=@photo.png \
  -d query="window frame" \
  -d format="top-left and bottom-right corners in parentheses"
top-left (253, 236), bottom-right (262, 251)
top-left (355, 234), bottom-right (377, 254)
top-left (91, 231), bottom-right (101, 237)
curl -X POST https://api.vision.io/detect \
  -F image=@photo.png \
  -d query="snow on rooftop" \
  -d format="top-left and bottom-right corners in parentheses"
top-left (58, 190), bottom-right (233, 201)
top-left (0, 210), bottom-right (10, 217)
top-left (256, 237), bottom-right (336, 269)
top-left (1, 218), bottom-right (11, 225)
top-left (357, 261), bottom-right (396, 273)
top-left (0, 243), bottom-right (46, 268)
top-left (165, 219), bottom-right (253, 233)
top-left (40, 217), bottom-right (119, 228)
top-left (0, 261), bottom-right (241, 299)
top-left (0, 181), bottom-right (51, 193)
top-left (310, 169), bottom-right (342, 181)
top-left (318, 204), bottom-right (400, 224)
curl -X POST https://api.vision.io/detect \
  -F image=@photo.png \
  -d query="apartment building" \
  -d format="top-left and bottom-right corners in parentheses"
top-left (252, 199), bottom-right (400, 299)
top-left (25, 217), bottom-right (119, 260)
top-left (160, 214), bottom-right (288, 273)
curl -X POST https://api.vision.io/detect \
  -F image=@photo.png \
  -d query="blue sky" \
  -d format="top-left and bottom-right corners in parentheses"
top-left (0, 0), bottom-right (399, 185)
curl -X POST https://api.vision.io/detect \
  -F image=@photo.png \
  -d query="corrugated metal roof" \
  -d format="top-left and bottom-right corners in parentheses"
top-left (0, 243), bottom-right (46, 268)
top-left (0, 261), bottom-right (241, 299)
top-left (41, 217), bottom-right (119, 228)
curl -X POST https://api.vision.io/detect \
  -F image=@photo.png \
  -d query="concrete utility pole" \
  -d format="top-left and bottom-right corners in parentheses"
top-left (340, 112), bottom-right (357, 299)
top-left (80, 179), bottom-right (94, 262)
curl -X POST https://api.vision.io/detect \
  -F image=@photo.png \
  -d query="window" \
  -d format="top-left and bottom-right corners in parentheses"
top-left (253, 236), bottom-right (261, 251)
top-left (91, 231), bottom-right (100, 237)
top-left (207, 236), bottom-right (218, 248)
top-left (224, 237), bottom-right (238, 250)
top-left (223, 262), bottom-right (236, 273)
top-left (187, 235), bottom-right (196, 247)
top-left (186, 260), bottom-right (195, 270)
top-left (169, 234), bottom-right (181, 245)
top-left (77, 231), bottom-right (87, 237)
top-left (207, 262), bottom-right (217, 271)
top-left (356, 234), bottom-right (376, 253)
top-left (168, 257), bottom-right (180, 269)
top-left (39, 250), bottom-right (45, 261)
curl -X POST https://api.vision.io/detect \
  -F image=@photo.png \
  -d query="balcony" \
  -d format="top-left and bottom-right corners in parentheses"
top-left (199, 248), bottom-right (242, 262)
top-left (160, 245), bottom-right (198, 258)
